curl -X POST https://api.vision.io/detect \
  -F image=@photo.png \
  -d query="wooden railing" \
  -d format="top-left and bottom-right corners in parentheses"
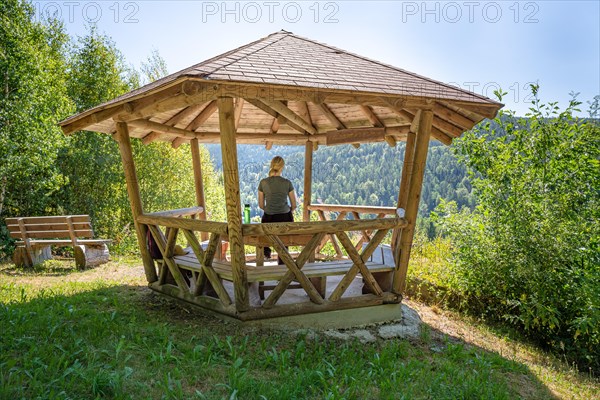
top-left (306, 204), bottom-right (399, 258)
top-left (241, 217), bottom-right (406, 308)
top-left (137, 208), bottom-right (407, 313)
top-left (143, 206), bottom-right (205, 218)
top-left (137, 211), bottom-right (231, 306)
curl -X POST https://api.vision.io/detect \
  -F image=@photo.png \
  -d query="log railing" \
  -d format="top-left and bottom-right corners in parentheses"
top-left (143, 206), bottom-right (204, 219)
top-left (242, 217), bottom-right (406, 308)
top-left (137, 212), bottom-right (231, 306)
top-left (137, 210), bottom-right (406, 313)
top-left (306, 204), bottom-right (398, 258)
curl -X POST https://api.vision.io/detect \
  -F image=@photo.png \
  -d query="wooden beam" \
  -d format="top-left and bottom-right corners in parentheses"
top-left (431, 127), bottom-right (453, 145)
top-left (393, 110), bottom-right (433, 294)
top-left (213, 81), bottom-right (435, 109)
top-left (114, 122), bottom-right (157, 283)
top-left (115, 82), bottom-right (213, 122)
top-left (384, 135), bottom-right (397, 147)
top-left (297, 101), bottom-right (315, 129)
top-left (262, 232), bottom-right (325, 308)
top-left (384, 102), bottom-right (414, 124)
top-left (144, 206), bottom-right (204, 218)
top-left (409, 110), bottom-right (464, 138)
top-left (270, 116), bottom-right (280, 134)
top-left (329, 228), bottom-right (389, 301)
top-left (450, 101), bottom-right (500, 119)
top-left (136, 215), bottom-right (228, 235)
top-left (164, 102), bottom-right (207, 128)
top-left (246, 98), bottom-right (307, 134)
top-left (326, 127), bottom-right (383, 145)
top-left (170, 132), bottom-right (326, 147)
top-left (337, 231), bottom-right (382, 296)
top-left (307, 204), bottom-right (396, 215)
top-left (391, 128), bottom-right (416, 255)
top-left (397, 130), bottom-right (417, 213)
top-left (360, 105), bottom-right (384, 127)
top-left (276, 100), bottom-right (288, 125)
top-left (266, 234), bottom-right (324, 305)
top-left (242, 217), bottom-right (405, 236)
top-left (141, 131), bottom-right (161, 145)
top-left (191, 138), bottom-right (208, 241)
top-left (185, 100), bottom-right (218, 131)
top-left (129, 119), bottom-right (197, 139)
top-left (61, 105), bottom-right (126, 135)
top-left (313, 102), bottom-right (346, 129)
top-left (437, 101), bottom-right (483, 123)
top-left (326, 126), bottom-right (409, 146)
top-left (389, 107), bottom-right (453, 145)
top-left (218, 97), bottom-right (249, 312)
top-left (171, 137), bottom-right (187, 149)
top-left (259, 99), bottom-right (317, 135)
top-left (410, 110), bottom-right (421, 133)
top-left (303, 141), bottom-right (313, 222)
top-left (433, 102), bottom-right (476, 130)
top-left (234, 98), bottom-right (244, 129)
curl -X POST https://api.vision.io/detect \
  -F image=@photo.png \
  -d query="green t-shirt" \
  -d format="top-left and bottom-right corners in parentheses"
top-left (258, 176), bottom-right (294, 214)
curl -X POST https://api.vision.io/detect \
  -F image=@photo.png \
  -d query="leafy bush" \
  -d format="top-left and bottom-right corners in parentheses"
top-left (434, 88), bottom-right (600, 370)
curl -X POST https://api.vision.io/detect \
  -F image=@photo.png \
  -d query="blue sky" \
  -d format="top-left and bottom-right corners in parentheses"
top-left (35, 0), bottom-right (600, 116)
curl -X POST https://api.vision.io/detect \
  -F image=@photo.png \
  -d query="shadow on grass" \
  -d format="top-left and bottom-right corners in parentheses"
top-left (0, 258), bottom-right (82, 277)
top-left (0, 277), bottom-right (567, 400)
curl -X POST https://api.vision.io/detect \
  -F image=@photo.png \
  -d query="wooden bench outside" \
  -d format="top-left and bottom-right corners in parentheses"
top-left (6, 215), bottom-right (111, 269)
top-left (172, 253), bottom-right (394, 299)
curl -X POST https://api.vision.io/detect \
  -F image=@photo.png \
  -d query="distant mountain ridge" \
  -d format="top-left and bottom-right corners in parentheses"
top-left (206, 137), bottom-right (475, 219)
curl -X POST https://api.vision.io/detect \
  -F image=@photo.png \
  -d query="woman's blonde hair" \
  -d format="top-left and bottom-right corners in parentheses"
top-left (269, 156), bottom-right (285, 177)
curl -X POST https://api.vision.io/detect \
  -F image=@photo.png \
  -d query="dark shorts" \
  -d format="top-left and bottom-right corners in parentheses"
top-left (261, 211), bottom-right (294, 224)
top-left (261, 211), bottom-right (294, 261)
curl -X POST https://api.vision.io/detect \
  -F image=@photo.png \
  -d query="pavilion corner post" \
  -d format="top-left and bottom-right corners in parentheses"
top-left (190, 138), bottom-right (208, 241)
top-left (392, 109), bottom-right (433, 294)
top-left (114, 122), bottom-right (158, 283)
top-left (302, 141), bottom-right (313, 222)
top-left (391, 128), bottom-right (417, 255)
top-left (217, 97), bottom-right (250, 312)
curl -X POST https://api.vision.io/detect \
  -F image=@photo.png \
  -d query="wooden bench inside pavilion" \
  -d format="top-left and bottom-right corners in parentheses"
top-left (59, 31), bottom-right (502, 323)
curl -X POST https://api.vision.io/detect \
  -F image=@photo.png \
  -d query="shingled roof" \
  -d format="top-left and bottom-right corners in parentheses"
top-left (60, 30), bottom-right (503, 146)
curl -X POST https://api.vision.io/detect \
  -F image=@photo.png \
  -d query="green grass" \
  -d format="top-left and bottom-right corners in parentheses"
top-left (0, 259), bottom-right (596, 399)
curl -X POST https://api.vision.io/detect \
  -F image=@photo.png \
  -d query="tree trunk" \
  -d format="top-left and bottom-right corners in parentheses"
top-left (74, 244), bottom-right (110, 269)
top-left (13, 245), bottom-right (52, 267)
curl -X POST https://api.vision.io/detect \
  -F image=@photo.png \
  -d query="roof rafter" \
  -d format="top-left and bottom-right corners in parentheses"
top-left (245, 98), bottom-right (307, 135)
top-left (259, 99), bottom-right (317, 135)
top-left (360, 105), bottom-right (384, 128)
top-left (185, 100), bottom-right (218, 131)
top-left (313, 102), bottom-right (346, 130)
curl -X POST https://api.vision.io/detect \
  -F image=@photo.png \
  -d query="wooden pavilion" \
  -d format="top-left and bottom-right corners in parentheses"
top-left (59, 31), bottom-right (502, 322)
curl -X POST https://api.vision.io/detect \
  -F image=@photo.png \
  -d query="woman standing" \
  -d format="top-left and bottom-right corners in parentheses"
top-left (258, 156), bottom-right (297, 263)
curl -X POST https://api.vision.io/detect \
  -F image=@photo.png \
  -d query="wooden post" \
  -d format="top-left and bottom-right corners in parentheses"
top-left (303, 141), bottom-right (313, 222)
top-left (392, 110), bottom-right (433, 294)
top-left (391, 110), bottom-right (421, 256)
top-left (218, 97), bottom-right (249, 312)
top-left (114, 122), bottom-right (158, 283)
top-left (391, 130), bottom-right (416, 255)
top-left (190, 138), bottom-right (208, 241)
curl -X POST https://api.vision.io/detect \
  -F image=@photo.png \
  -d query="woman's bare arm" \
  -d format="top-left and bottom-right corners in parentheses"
top-left (288, 190), bottom-right (297, 211)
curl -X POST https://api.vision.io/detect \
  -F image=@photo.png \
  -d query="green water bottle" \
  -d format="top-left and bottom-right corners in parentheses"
top-left (243, 204), bottom-right (251, 224)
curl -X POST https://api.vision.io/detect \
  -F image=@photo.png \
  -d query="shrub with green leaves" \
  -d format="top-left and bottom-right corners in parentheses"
top-left (434, 87), bottom-right (600, 370)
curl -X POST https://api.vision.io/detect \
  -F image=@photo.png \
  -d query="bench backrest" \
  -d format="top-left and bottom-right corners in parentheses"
top-left (6, 215), bottom-right (94, 243)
